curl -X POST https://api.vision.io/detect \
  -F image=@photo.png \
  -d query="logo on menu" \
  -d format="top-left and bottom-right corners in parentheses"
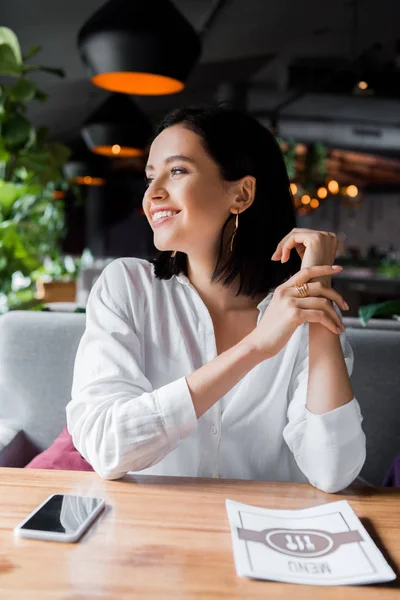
top-left (237, 527), bottom-right (363, 558)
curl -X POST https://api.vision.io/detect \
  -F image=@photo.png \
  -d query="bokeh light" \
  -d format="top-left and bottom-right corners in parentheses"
top-left (328, 180), bottom-right (339, 194)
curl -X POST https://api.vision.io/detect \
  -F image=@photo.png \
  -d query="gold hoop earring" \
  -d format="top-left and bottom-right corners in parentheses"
top-left (230, 210), bottom-right (239, 252)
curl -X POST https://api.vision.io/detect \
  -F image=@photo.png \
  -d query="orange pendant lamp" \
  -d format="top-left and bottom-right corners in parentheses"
top-left (63, 140), bottom-right (107, 186)
top-left (81, 94), bottom-right (153, 158)
top-left (77, 0), bottom-right (201, 96)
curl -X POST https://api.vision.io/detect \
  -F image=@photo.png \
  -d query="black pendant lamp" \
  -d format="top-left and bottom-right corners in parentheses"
top-left (81, 94), bottom-right (153, 158)
top-left (77, 0), bottom-right (201, 96)
top-left (63, 140), bottom-right (107, 186)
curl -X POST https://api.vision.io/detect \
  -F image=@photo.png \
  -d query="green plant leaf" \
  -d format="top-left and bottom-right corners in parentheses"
top-left (9, 77), bottom-right (38, 102)
top-left (23, 45), bottom-right (41, 61)
top-left (36, 126), bottom-right (49, 144)
top-left (34, 88), bottom-right (48, 103)
top-left (0, 43), bottom-right (23, 76)
top-left (15, 151), bottom-right (56, 181)
top-left (0, 27), bottom-right (22, 64)
top-left (2, 113), bottom-right (33, 148)
top-left (23, 64), bottom-right (65, 78)
top-left (0, 94), bottom-right (5, 123)
top-left (46, 142), bottom-right (71, 165)
top-left (15, 161), bottom-right (59, 185)
top-left (38, 66), bottom-right (65, 78)
top-left (377, 261), bottom-right (400, 279)
top-left (25, 125), bottom-right (37, 149)
top-left (14, 142), bottom-right (71, 184)
top-left (0, 221), bottom-right (41, 272)
top-left (7, 288), bottom-right (44, 311)
top-left (0, 145), bottom-right (10, 164)
top-left (0, 181), bottom-right (28, 216)
top-left (358, 300), bottom-right (400, 325)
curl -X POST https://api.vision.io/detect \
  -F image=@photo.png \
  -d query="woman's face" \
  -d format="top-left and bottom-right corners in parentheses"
top-left (143, 124), bottom-right (235, 257)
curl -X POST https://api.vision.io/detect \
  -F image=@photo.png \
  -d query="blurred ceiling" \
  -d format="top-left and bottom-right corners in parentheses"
top-left (2, 0), bottom-right (400, 155)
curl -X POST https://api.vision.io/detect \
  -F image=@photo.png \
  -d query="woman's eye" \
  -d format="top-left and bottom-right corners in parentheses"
top-left (171, 167), bottom-right (187, 176)
top-left (145, 176), bottom-right (153, 187)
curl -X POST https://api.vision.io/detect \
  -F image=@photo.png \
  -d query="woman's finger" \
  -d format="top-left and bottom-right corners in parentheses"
top-left (279, 233), bottom-right (314, 263)
top-left (273, 231), bottom-right (327, 262)
top-left (272, 228), bottom-right (315, 259)
top-left (272, 233), bottom-right (302, 262)
top-left (282, 265), bottom-right (343, 288)
top-left (299, 308), bottom-right (343, 335)
top-left (292, 282), bottom-right (349, 312)
top-left (271, 231), bottom-right (293, 260)
top-left (294, 298), bottom-right (344, 331)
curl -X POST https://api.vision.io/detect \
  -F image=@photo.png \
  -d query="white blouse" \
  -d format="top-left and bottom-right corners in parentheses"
top-left (66, 257), bottom-right (366, 492)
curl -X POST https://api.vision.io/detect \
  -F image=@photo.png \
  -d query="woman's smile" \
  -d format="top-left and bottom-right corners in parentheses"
top-left (152, 211), bottom-right (182, 228)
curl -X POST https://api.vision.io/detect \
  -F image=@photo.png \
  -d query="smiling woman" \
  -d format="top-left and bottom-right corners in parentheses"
top-left (144, 106), bottom-right (300, 297)
top-left (49, 105), bottom-right (368, 493)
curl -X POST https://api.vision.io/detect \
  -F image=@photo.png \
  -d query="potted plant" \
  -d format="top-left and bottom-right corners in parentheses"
top-left (35, 254), bottom-right (81, 303)
top-left (358, 260), bottom-right (400, 325)
top-left (0, 27), bottom-right (77, 313)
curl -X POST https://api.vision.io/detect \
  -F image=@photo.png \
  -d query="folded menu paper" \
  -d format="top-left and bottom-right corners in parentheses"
top-left (226, 499), bottom-right (396, 586)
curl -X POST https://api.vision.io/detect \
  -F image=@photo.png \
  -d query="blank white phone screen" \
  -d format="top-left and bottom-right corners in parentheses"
top-left (20, 494), bottom-right (103, 534)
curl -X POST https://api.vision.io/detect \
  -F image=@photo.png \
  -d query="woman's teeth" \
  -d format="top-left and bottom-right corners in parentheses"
top-left (153, 210), bottom-right (180, 222)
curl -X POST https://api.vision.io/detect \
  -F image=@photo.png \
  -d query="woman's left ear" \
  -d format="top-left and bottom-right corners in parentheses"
top-left (237, 176), bottom-right (256, 209)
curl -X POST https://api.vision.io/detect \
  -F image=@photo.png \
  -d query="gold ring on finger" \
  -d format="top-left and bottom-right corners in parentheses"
top-left (295, 283), bottom-right (309, 298)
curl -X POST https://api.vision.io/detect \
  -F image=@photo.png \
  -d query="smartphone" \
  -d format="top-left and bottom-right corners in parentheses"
top-left (14, 493), bottom-right (105, 543)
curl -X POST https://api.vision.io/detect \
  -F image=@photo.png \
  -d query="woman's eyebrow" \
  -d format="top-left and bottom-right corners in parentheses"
top-left (146, 154), bottom-right (196, 171)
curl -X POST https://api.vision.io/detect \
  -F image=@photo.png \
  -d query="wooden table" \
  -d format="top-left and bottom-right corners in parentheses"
top-left (0, 468), bottom-right (399, 598)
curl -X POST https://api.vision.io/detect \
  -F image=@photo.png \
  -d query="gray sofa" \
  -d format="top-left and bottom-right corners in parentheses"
top-left (0, 310), bottom-right (399, 486)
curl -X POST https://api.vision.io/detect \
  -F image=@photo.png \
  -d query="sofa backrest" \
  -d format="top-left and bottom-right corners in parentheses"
top-left (346, 327), bottom-right (400, 485)
top-left (0, 311), bottom-right (398, 485)
top-left (0, 311), bottom-right (85, 451)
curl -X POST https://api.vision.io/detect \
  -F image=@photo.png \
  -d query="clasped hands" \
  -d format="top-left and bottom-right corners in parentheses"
top-left (248, 229), bottom-right (348, 360)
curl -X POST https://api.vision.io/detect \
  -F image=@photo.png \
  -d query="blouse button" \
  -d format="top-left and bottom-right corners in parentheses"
top-left (210, 425), bottom-right (218, 435)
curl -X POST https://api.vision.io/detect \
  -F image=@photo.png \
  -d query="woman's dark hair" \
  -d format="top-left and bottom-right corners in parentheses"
top-left (151, 104), bottom-right (301, 298)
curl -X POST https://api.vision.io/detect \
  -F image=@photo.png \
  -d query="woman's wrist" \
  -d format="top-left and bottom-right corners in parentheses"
top-left (239, 333), bottom-right (271, 364)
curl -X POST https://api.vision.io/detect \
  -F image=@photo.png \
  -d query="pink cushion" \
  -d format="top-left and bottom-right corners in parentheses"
top-left (25, 425), bottom-right (94, 471)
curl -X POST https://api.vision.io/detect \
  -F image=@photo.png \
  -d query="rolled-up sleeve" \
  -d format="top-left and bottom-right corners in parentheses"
top-left (66, 261), bottom-right (197, 480)
top-left (283, 319), bottom-right (366, 493)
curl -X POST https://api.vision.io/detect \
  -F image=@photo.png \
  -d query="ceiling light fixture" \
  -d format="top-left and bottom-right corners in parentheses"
top-left (63, 140), bottom-right (107, 186)
top-left (78, 0), bottom-right (202, 96)
top-left (81, 94), bottom-right (153, 158)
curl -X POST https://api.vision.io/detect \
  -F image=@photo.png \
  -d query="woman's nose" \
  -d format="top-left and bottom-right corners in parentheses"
top-left (146, 180), bottom-right (168, 200)
top-left (150, 188), bottom-right (167, 200)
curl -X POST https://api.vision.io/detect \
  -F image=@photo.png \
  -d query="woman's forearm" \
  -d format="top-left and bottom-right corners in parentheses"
top-left (188, 307), bottom-right (354, 420)
top-left (306, 322), bottom-right (354, 414)
top-left (186, 336), bottom-right (263, 418)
